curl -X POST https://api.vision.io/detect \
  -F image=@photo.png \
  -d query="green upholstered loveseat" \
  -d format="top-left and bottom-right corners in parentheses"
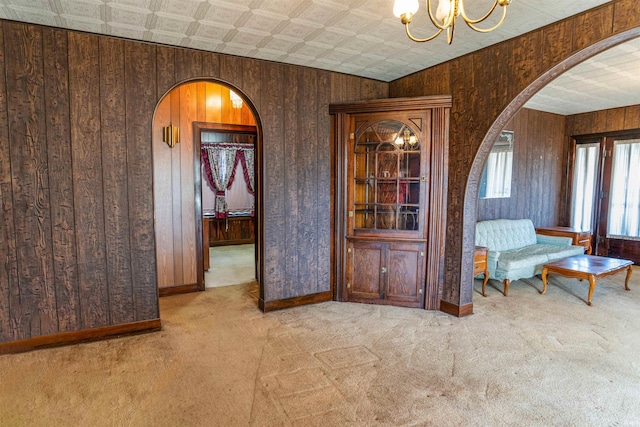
top-left (475, 219), bottom-right (585, 296)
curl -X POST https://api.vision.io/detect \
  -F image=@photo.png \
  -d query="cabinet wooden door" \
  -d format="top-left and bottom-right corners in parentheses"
top-left (386, 242), bottom-right (425, 306)
top-left (346, 240), bottom-right (425, 308)
top-left (347, 241), bottom-right (385, 300)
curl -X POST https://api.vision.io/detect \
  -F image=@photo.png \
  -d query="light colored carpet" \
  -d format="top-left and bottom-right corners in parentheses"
top-left (1, 267), bottom-right (639, 426)
top-left (205, 243), bottom-right (256, 288)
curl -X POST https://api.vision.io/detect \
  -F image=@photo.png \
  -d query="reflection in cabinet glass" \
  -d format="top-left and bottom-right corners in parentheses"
top-left (354, 120), bottom-right (421, 231)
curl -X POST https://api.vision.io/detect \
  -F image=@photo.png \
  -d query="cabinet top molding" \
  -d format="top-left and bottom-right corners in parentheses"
top-left (329, 95), bottom-right (452, 114)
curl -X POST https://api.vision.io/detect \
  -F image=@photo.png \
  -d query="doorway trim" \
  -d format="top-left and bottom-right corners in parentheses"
top-left (195, 121), bottom-right (258, 282)
top-left (152, 79), bottom-right (264, 302)
top-left (462, 29), bottom-right (640, 305)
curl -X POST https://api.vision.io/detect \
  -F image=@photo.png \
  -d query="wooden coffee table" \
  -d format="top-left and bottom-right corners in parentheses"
top-left (541, 255), bottom-right (633, 306)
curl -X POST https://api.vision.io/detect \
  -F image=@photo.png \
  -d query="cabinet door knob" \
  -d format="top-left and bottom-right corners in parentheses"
top-left (381, 267), bottom-right (387, 273)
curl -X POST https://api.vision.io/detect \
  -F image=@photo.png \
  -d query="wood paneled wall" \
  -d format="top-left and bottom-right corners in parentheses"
top-left (0, 23), bottom-right (158, 343)
top-left (257, 68), bottom-right (386, 304)
top-left (477, 108), bottom-right (566, 226)
top-left (153, 82), bottom-right (256, 290)
top-left (566, 104), bottom-right (640, 136)
top-left (0, 20), bottom-right (387, 344)
top-left (390, 0), bottom-right (640, 309)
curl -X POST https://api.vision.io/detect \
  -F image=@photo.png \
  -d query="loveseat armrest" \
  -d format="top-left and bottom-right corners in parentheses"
top-left (536, 234), bottom-right (572, 246)
top-left (487, 250), bottom-right (500, 275)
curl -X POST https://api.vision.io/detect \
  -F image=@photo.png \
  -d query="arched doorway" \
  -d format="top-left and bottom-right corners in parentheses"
top-left (464, 30), bottom-right (640, 301)
top-left (151, 79), bottom-right (263, 302)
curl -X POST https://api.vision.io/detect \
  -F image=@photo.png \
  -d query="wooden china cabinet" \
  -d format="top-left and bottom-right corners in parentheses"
top-left (331, 96), bottom-right (451, 310)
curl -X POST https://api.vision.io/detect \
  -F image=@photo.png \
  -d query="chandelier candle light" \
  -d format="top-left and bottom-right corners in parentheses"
top-left (393, 0), bottom-right (511, 44)
top-left (395, 128), bottom-right (418, 148)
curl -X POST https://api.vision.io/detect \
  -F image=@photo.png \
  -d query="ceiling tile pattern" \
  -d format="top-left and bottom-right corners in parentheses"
top-left (0, 0), bottom-right (610, 82)
top-left (0, 0), bottom-right (638, 115)
top-left (524, 37), bottom-right (640, 115)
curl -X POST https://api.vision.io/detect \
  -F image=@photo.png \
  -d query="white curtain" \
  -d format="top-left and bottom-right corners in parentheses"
top-left (485, 151), bottom-right (513, 198)
top-left (571, 143), bottom-right (600, 231)
top-left (608, 139), bottom-right (640, 238)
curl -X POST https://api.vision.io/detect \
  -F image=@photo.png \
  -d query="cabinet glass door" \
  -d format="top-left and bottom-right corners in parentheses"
top-left (353, 119), bottom-right (422, 232)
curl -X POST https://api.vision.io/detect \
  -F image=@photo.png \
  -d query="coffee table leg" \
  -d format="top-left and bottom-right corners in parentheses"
top-left (587, 275), bottom-right (596, 306)
top-left (541, 267), bottom-right (548, 295)
top-left (625, 265), bottom-right (632, 291)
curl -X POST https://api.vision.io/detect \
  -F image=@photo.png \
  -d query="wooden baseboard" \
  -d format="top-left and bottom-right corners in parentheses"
top-left (260, 291), bottom-right (333, 312)
top-left (159, 283), bottom-right (201, 297)
top-left (0, 319), bottom-right (162, 355)
top-left (439, 299), bottom-right (473, 317)
top-left (211, 238), bottom-right (254, 247)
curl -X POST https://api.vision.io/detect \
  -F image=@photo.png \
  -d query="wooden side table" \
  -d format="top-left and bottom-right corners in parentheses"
top-left (474, 246), bottom-right (490, 297)
top-left (536, 226), bottom-right (592, 254)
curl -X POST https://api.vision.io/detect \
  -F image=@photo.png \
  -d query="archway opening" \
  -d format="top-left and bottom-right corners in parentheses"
top-left (464, 30), bottom-right (640, 301)
top-left (151, 79), bottom-right (263, 304)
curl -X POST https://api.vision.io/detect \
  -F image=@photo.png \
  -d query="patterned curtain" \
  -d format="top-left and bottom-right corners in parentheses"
top-left (234, 148), bottom-right (255, 215)
top-left (242, 148), bottom-right (255, 195)
top-left (202, 146), bottom-right (238, 218)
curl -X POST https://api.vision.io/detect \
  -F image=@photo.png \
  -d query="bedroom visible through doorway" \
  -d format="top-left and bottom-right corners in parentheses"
top-left (199, 121), bottom-right (258, 289)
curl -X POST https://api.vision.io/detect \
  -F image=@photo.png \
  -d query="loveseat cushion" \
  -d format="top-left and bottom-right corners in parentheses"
top-left (545, 244), bottom-right (585, 261)
top-left (496, 245), bottom-right (550, 270)
top-left (536, 234), bottom-right (572, 246)
top-left (495, 244), bottom-right (585, 272)
top-left (476, 219), bottom-right (537, 252)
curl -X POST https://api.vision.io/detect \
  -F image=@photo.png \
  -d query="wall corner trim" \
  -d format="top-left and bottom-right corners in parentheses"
top-left (439, 299), bottom-right (473, 317)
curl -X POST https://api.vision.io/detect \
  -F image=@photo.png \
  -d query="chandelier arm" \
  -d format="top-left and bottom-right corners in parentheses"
top-left (426, 0), bottom-right (454, 31)
top-left (458, 0), bottom-right (500, 25)
top-left (405, 22), bottom-right (444, 43)
top-left (465, 6), bottom-right (508, 33)
top-left (446, 22), bottom-right (454, 44)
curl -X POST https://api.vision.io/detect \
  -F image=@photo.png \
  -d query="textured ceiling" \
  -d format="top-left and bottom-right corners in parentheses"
top-left (0, 0), bottom-right (611, 82)
top-left (524, 37), bottom-right (640, 116)
top-left (0, 0), bottom-right (637, 115)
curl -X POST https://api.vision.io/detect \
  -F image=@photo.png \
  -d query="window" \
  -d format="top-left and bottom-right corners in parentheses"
top-left (608, 139), bottom-right (640, 238)
top-left (569, 133), bottom-right (640, 261)
top-left (570, 142), bottom-right (600, 232)
top-left (479, 130), bottom-right (514, 199)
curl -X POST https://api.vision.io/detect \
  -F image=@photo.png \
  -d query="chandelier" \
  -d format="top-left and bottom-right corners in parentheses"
top-left (395, 128), bottom-right (418, 149)
top-left (393, 0), bottom-right (511, 44)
